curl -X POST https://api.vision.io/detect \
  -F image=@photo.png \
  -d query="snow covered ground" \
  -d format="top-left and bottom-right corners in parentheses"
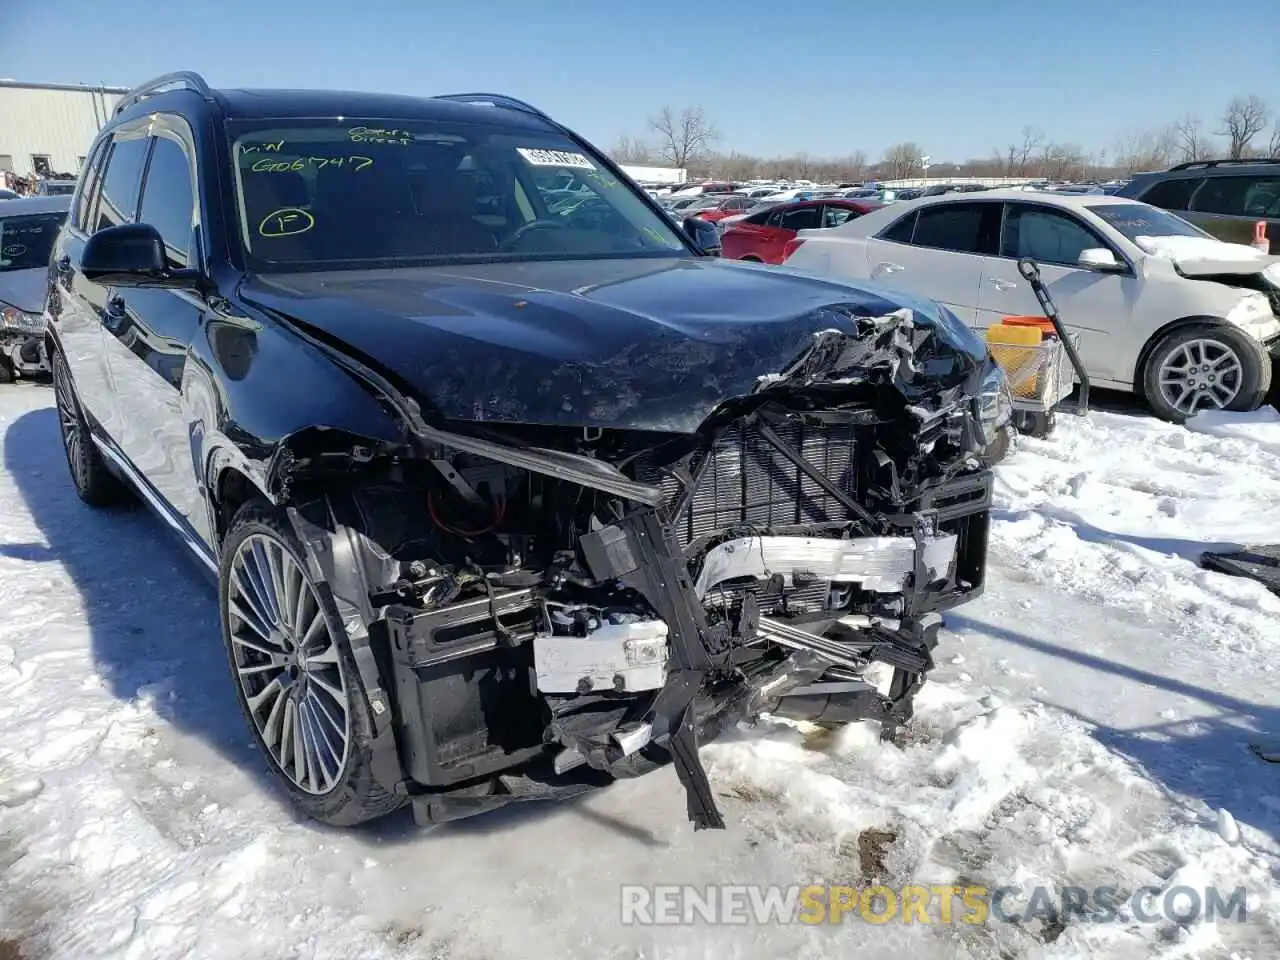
top-left (1, 382), bottom-right (1279, 960)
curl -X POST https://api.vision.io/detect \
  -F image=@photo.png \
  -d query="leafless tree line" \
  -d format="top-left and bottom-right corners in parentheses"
top-left (612, 94), bottom-right (1280, 182)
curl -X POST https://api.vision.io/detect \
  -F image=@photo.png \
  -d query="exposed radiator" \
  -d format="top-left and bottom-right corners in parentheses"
top-left (634, 418), bottom-right (858, 548)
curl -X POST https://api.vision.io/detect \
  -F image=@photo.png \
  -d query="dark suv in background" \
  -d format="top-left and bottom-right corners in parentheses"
top-left (1118, 158), bottom-right (1280, 248)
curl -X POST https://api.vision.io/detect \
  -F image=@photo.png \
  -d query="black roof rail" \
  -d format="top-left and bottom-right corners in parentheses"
top-left (432, 93), bottom-right (549, 120)
top-left (114, 71), bottom-right (214, 116)
top-left (1167, 157), bottom-right (1280, 172)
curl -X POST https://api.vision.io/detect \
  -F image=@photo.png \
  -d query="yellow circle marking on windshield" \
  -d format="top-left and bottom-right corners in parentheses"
top-left (258, 208), bottom-right (315, 238)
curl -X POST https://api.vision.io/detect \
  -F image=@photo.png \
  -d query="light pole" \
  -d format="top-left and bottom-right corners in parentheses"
top-left (919, 154), bottom-right (931, 187)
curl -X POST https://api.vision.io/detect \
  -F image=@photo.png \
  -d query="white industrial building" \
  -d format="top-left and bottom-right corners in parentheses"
top-left (0, 79), bottom-right (129, 179)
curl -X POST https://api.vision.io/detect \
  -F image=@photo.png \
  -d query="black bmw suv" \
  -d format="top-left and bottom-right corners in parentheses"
top-left (46, 72), bottom-right (1007, 830)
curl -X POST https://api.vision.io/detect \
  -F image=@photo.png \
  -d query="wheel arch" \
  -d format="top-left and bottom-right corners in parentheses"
top-left (1131, 314), bottom-right (1234, 394)
top-left (205, 443), bottom-right (275, 550)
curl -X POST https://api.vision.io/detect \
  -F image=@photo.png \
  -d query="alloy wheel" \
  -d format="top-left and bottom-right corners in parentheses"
top-left (52, 356), bottom-right (88, 491)
top-left (1156, 338), bottom-right (1243, 416)
top-left (227, 533), bottom-right (351, 795)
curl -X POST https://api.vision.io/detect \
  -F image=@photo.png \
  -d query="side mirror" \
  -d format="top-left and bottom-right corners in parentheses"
top-left (1077, 247), bottom-right (1125, 272)
top-left (80, 223), bottom-right (200, 288)
top-left (683, 216), bottom-right (721, 257)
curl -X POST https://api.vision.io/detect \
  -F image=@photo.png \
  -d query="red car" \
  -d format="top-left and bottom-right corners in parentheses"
top-left (721, 198), bottom-right (881, 264)
top-left (681, 194), bottom-right (760, 223)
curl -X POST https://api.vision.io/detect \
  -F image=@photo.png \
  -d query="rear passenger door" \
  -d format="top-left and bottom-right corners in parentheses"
top-left (99, 118), bottom-right (211, 542)
top-left (862, 201), bottom-right (1001, 323)
top-left (1187, 174), bottom-right (1280, 246)
top-left (50, 127), bottom-right (151, 442)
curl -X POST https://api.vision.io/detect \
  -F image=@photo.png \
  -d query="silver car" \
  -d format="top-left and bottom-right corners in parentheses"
top-left (0, 195), bottom-right (71, 381)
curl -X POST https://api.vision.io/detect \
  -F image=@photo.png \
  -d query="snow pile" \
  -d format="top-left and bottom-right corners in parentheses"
top-left (2, 385), bottom-right (1280, 958)
top-left (993, 408), bottom-right (1280, 657)
top-left (1134, 234), bottom-right (1267, 264)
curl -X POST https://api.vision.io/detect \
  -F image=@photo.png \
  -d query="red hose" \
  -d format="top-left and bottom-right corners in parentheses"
top-left (427, 490), bottom-right (506, 537)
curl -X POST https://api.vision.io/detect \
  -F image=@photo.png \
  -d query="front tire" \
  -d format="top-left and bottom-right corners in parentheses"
top-left (0, 354), bottom-right (14, 384)
top-left (1141, 324), bottom-right (1271, 423)
top-left (51, 350), bottom-right (129, 506)
top-left (218, 501), bottom-right (404, 826)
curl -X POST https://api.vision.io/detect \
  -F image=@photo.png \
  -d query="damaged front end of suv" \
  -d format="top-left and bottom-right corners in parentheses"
top-left (259, 296), bottom-right (1006, 830)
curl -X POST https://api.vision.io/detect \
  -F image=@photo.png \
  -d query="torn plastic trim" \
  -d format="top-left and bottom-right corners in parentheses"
top-left (754, 313), bottom-right (922, 392)
top-left (694, 532), bottom-right (959, 598)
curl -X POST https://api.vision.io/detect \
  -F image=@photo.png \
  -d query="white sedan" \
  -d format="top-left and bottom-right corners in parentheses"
top-left (782, 190), bottom-right (1280, 421)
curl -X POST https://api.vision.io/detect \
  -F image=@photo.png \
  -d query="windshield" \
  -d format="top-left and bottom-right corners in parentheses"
top-left (0, 211), bottom-right (65, 272)
top-left (228, 118), bottom-right (689, 269)
top-left (1086, 203), bottom-right (1209, 242)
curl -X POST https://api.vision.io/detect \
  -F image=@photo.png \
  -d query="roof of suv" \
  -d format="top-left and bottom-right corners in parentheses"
top-left (1122, 158), bottom-right (1280, 188)
top-left (115, 84), bottom-right (559, 134)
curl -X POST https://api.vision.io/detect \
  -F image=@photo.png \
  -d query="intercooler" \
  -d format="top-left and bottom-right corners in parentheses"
top-left (633, 417), bottom-right (859, 549)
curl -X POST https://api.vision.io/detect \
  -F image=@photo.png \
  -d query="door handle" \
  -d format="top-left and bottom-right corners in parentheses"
top-left (987, 278), bottom-right (1017, 291)
top-left (876, 261), bottom-right (904, 275)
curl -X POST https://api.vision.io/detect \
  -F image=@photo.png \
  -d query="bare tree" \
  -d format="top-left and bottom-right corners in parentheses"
top-left (882, 142), bottom-right (923, 181)
top-left (1174, 115), bottom-right (1211, 163)
top-left (1218, 95), bottom-right (1271, 159)
top-left (1016, 126), bottom-right (1044, 175)
top-left (1113, 125), bottom-right (1178, 173)
top-left (1038, 141), bottom-right (1087, 181)
top-left (648, 106), bottom-right (721, 169)
top-left (1269, 126), bottom-right (1280, 159)
top-left (997, 127), bottom-right (1044, 177)
top-left (611, 135), bottom-right (656, 164)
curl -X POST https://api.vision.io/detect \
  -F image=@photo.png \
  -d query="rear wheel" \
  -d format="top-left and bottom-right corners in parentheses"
top-left (51, 350), bottom-right (129, 506)
top-left (1141, 324), bottom-right (1271, 423)
top-left (219, 501), bottom-right (404, 826)
top-left (0, 355), bottom-right (13, 384)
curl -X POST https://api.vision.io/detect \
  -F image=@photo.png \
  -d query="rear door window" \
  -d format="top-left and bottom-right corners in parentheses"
top-left (73, 138), bottom-right (110, 232)
top-left (94, 135), bottom-right (151, 233)
top-left (1190, 176), bottom-right (1280, 217)
top-left (910, 202), bottom-right (1001, 254)
top-left (879, 211), bottom-right (917, 243)
top-left (1138, 177), bottom-right (1203, 212)
top-left (779, 207), bottom-right (820, 231)
top-left (822, 205), bottom-right (860, 228)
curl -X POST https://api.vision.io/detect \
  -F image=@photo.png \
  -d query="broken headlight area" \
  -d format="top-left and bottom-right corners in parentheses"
top-left (298, 311), bottom-right (996, 831)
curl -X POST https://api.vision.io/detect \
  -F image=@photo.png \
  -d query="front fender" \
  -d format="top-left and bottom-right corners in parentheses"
top-left (187, 303), bottom-right (409, 541)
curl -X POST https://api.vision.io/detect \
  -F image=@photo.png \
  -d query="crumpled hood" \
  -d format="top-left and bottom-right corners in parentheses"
top-left (241, 257), bottom-right (990, 433)
top-left (0, 267), bottom-right (47, 315)
top-left (1136, 235), bottom-right (1280, 281)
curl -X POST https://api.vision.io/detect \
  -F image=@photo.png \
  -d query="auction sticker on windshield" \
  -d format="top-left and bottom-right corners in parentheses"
top-left (517, 147), bottom-right (596, 170)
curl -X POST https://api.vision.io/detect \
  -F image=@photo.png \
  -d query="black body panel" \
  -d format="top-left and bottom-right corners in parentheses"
top-left (241, 258), bottom-right (989, 432)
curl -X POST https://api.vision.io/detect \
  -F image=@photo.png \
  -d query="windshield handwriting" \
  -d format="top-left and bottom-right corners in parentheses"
top-left (249, 156), bottom-right (374, 173)
top-left (241, 141), bottom-right (285, 155)
top-left (348, 126), bottom-right (413, 146)
top-left (258, 207), bottom-right (315, 238)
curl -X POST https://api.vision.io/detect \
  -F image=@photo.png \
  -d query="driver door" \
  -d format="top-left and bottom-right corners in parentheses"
top-left (976, 202), bottom-right (1137, 384)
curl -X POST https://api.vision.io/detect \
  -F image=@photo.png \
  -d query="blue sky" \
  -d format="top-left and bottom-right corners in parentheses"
top-left (3, 0), bottom-right (1276, 162)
